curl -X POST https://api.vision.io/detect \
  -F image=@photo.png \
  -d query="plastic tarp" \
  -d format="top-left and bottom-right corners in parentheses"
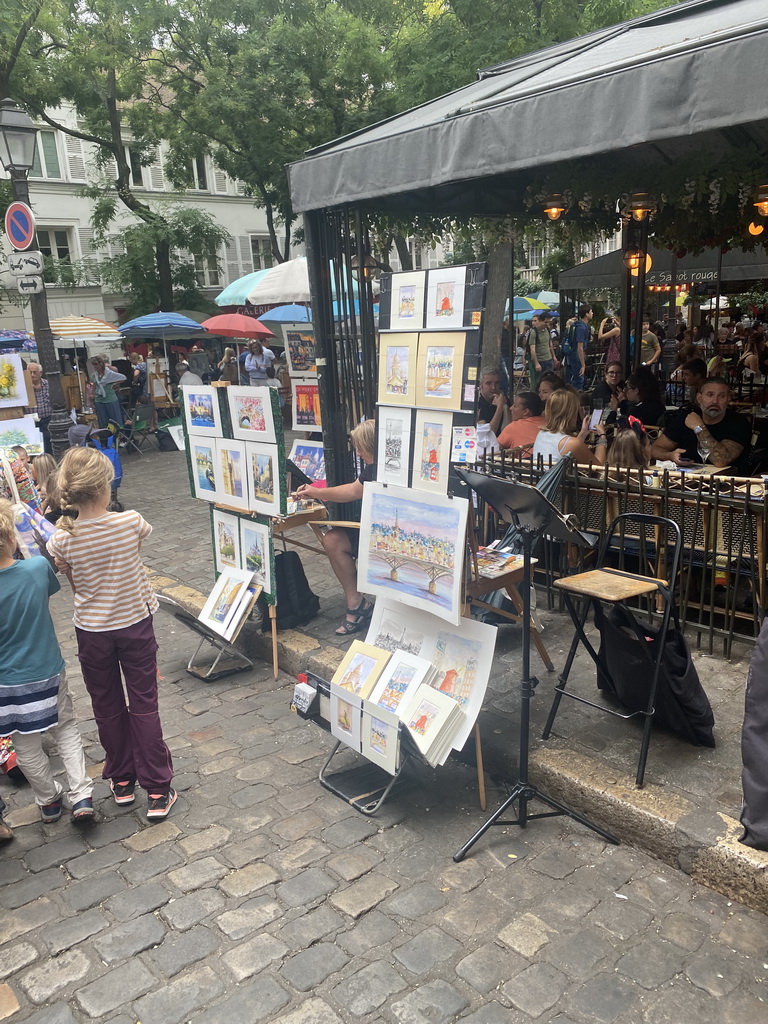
top-left (289, 0), bottom-right (768, 215)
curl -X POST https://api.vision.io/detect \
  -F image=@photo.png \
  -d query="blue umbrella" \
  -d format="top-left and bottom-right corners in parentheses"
top-left (119, 312), bottom-right (209, 340)
top-left (256, 304), bottom-right (310, 323)
top-left (214, 269), bottom-right (272, 307)
top-left (0, 330), bottom-right (36, 351)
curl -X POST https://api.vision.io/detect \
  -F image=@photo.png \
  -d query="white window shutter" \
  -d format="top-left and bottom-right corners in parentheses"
top-left (214, 169), bottom-right (229, 194)
top-left (238, 236), bottom-right (251, 271)
top-left (78, 227), bottom-right (98, 256)
top-left (235, 180), bottom-right (247, 196)
top-left (108, 234), bottom-right (126, 258)
top-left (149, 147), bottom-right (165, 190)
top-left (224, 239), bottom-right (240, 283)
top-left (65, 136), bottom-right (86, 181)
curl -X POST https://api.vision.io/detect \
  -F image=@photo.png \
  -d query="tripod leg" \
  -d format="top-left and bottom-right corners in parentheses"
top-left (529, 787), bottom-right (619, 845)
top-left (542, 594), bottom-right (590, 739)
top-left (453, 783), bottom-right (527, 861)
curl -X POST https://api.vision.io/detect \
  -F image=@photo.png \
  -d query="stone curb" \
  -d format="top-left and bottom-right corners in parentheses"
top-left (146, 566), bottom-right (768, 913)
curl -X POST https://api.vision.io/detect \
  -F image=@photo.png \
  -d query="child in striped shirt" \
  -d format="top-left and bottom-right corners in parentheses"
top-left (0, 498), bottom-right (93, 824)
top-left (48, 447), bottom-right (176, 820)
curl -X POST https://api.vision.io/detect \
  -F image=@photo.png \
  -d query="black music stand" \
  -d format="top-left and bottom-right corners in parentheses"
top-left (453, 468), bottom-right (619, 861)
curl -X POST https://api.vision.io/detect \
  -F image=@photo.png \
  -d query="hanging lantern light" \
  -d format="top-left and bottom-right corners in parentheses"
top-left (627, 192), bottom-right (656, 221)
top-left (542, 194), bottom-right (566, 221)
top-left (752, 185), bottom-right (768, 218)
top-left (748, 221), bottom-right (765, 236)
top-left (623, 246), bottom-right (644, 271)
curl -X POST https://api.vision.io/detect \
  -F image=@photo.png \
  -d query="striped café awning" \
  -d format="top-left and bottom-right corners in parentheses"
top-left (49, 316), bottom-right (123, 341)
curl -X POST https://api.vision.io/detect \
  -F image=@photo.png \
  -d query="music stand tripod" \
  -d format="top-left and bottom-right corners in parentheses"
top-left (453, 469), bottom-right (619, 862)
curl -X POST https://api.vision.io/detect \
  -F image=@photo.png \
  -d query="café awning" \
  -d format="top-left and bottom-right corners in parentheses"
top-left (559, 245), bottom-right (768, 291)
top-left (289, 0), bottom-right (768, 217)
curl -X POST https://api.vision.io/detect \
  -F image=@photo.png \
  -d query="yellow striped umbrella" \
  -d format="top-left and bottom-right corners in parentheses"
top-left (49, 315), bottom-right (123, 340)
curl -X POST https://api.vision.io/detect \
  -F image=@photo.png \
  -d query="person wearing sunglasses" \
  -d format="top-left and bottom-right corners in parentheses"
top-left (591, 362), bottom-right (623, 407)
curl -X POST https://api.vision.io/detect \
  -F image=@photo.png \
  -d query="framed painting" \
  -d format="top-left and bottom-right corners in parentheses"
top-left (330, 682), bottom-right (362, 751)
top-left (375, 407), bottom-right (412, 488)
top-left (281, 325), bottom-right (317, 377)
top-left (189, 435), bottom-right (218, 503)
top-left (292, 379), bottom-right (322, 431)
top-left (330, 640), bottom-right (392, 700)
top-left (376, 333), bottom-right (418, 407)
top-left (168, 423), bottom-right (186, 451)
top-left (415, 332), bottom-right (466, 412)
top-left (368, 650), bottom-right (434, 718)
top-left (425, 266), bottom-right (467, 329)
top-left (389, 271), bottom-right (426, 331)
top-left (357, 482), bottom-right (469, 625)
top-left (181, 384), bottom-right (223, 438)
top-left (411, 410), bottom-right (453, 494)
top-left (239, 518), bottom-right (273, 594)
top-left (213, 438), bottom-right (249, 511)
top-left (212, 509), bottom-right (241, 573)
top-left (288, 439), bottom-right (326, 485)
top-left (245, 440), bottom-right (284, 517)
top-left (0, 354), bottom-right (28, 408)
top-left (0, 415), bottom-right (44, 457)
top-left (226, 386), bottom-right (277, 444)
top-left (198, 568), bottom-right (256, 639)
top-left (361, 703), bottom-right (400, 775)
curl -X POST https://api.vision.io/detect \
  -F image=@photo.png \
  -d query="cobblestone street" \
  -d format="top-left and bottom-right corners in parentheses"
top-left (1, 448), bottom-right (767, 1024)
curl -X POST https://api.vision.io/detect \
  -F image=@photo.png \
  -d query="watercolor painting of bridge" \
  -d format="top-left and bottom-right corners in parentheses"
top-left (358, 482), bottom-right (469, 625)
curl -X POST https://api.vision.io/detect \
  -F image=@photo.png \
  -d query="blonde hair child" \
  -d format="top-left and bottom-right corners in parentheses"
top-left (48, 448), bottom-right (176, 819)
top-left (0, 498), bottom-right (94, 824)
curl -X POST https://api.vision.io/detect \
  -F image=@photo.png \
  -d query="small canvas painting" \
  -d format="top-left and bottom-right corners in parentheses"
top-left (407, 696), bottom-right (440, 737)
top-left (426, 266), bottom-right (467, 330)
top-left (189, 437), bottom-right (217, 503)
top-left (376, 407), bottom-right (411, 488)
top-left (0, 415), bottom-right (44, 457)
top-left (423, 346), bottom-right (454, 399)
top-left (377, 333), bottom-right (418, 407)
top-left (284, 328), bottom-right (317, 376)
top-left (292, 380), bottom-right (321, 430)
top-left (412, 410), bottom-right (453, 494)
top-left (361, 705), bottom-right (399, 774)
top-left (434, 281), bottom-right (455, 319)
top-left (214, 439), bottom-right (249, 511)
top-left (386, 347), bottom-right (409, 395)
top-left (227, 386), bottom-right (277, 444)
top-left (213, 509), bottom-right (241, 572)
top-left (369, 651), bottom-right (432, 717)
top-left (358, 482), bottom-right (469, 624)
top-left (198, 568), bottom-right (257, 639)
top-left (289, 440), bottom-right (326, 485)
top-left (245, 441), bottom-right (283, 517)
top-left (331, 640), bottom-right (391, 701)
top-left (0, 355), bottom-right (27, 408)
top-left (181, 385), bottom-right (223, 438)
top-left (240, 519), bottom-right (272, 593)
top-left (330, 683), bottom-right (362, 751)
top-left (389, 272), bottom-right (426, 331)
top-left (337, 652), bottom-right (378, 698)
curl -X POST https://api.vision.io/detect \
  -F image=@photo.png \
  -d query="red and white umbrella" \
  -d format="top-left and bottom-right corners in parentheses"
top-left (200, 313), bottom-right (274, 339)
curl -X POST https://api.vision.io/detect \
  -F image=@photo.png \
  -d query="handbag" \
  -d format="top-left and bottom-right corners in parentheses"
top-left (594, 602), bottom-right (715, 747)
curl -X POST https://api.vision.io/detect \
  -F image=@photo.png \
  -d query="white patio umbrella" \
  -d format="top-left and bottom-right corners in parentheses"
top-left (244, 257), bottom-right (360, 305)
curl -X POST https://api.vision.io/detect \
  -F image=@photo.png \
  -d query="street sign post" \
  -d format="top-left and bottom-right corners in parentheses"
top-left (8, 250), bottom-right (44, 276)
top-left (4, 201), bottom-right (36, 251)
top-left (16, 276), bottom-right (45, 295)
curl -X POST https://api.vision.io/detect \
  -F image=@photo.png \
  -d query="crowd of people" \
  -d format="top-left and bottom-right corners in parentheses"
top-left (479, 307), bottom-right (767, 477)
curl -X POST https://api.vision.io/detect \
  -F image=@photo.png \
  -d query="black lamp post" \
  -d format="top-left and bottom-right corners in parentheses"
top-left (0, 97), bottom-right (70, 456)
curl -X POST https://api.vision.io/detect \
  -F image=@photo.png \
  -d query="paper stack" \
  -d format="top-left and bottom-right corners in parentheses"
top-left (401, 683), bottom-right (464, 767)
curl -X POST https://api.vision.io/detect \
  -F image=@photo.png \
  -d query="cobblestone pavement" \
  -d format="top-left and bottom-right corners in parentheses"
top-left (1, 446), bottom-right (767, 1024)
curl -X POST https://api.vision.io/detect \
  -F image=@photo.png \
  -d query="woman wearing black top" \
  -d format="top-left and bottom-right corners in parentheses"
top-left (591, 362), bottom-right (623, 407)
top-left (615, 370), bottom-right (666, 427)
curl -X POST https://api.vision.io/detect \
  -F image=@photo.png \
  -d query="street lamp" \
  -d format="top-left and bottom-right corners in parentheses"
top-left (0, 98), bottom-right (70, 456)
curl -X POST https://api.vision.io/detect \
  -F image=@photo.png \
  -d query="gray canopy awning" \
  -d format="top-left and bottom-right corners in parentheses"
top-left (559, 245), bottom-right (768, 291)
top-left (289, 0), bottom-right (768, 216)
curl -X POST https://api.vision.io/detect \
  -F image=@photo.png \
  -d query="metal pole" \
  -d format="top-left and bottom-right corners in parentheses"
top-left (619, 221), bottom-right (632, 371)
top-left (632, 217), bottom-right (649, 372)
top-left (10, 171), bottom-right (70, 457)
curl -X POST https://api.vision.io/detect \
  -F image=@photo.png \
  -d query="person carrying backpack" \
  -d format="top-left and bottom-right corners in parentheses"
top-left (563, 304), bottom-right (593, 390)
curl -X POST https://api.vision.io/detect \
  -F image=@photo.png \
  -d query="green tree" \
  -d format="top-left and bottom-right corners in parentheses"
top-left (150, 0), bottom-right (399, 262)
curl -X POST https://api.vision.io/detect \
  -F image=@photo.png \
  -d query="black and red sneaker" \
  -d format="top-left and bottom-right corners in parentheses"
top-left (110, 780), bottom-right (136, 806)
top-left (146, 788), bottom-right (177, 821)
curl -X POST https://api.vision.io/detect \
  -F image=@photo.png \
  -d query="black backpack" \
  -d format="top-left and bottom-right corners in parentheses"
top-left (259, 550), bottom-right (320, 631)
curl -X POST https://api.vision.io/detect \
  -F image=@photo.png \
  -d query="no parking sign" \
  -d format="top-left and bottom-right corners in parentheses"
top-left (4, 201), bottom-right (36, 251)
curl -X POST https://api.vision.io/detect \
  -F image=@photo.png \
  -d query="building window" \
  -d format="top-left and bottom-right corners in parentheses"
top-left (128, 148), bottom-right (144, 187)
top-left (30, 131), bottom-right (62, 179)
top-left (195, 251), bottom-right (220, 288)
top-left (250, 236), bottom-right (274, 271)
top-left (37, 228), bottom-right (72, 283)
top-left (191, 154), bottom-right (208, 191)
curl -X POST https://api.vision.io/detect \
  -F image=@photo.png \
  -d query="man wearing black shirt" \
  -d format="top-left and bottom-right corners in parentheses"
top-left (476, 366), bottom-right (509, 436)
top-left (650, 378), bottom-right (751, 475)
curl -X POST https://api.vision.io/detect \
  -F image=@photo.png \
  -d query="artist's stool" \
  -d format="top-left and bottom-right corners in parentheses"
top-left (542, 513), bottom-right (682, 787)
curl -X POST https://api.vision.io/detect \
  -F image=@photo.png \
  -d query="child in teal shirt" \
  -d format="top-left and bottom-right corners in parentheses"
top-left (0, 498), bottom-right (93, 823)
